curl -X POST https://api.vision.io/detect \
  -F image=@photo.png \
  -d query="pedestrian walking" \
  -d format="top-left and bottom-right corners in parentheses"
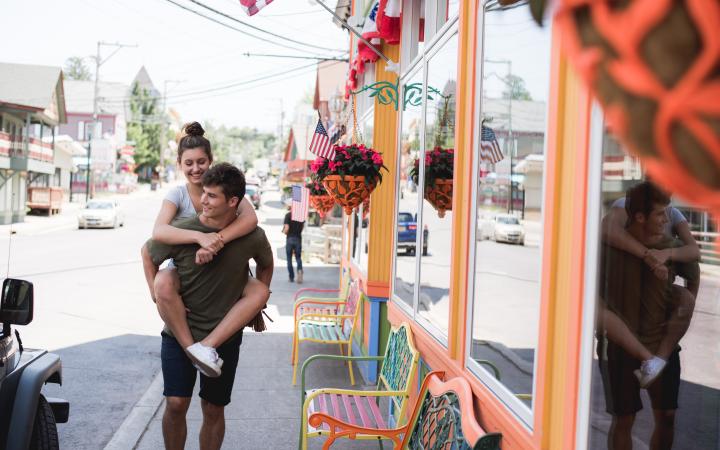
top-left (283, 204), bottom-right (304, 283)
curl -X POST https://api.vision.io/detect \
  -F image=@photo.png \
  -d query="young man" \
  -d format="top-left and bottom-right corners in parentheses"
top-left (144, 163), bottom-right (274, 450)
top-left (598, 181), bottom-right (699, 450)
top-left (283, 204), bottom-right (304, 283)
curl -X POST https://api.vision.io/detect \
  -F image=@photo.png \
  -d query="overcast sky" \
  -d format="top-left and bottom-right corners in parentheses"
top-left (2, 0), bottom-right (347, 132)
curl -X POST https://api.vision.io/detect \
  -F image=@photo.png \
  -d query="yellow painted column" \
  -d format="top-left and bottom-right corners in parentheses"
top-left (366, 44), bottom-right (401, 298)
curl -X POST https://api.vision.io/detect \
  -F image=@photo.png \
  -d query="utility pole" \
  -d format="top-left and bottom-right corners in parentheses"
top-left (86, 41), bottom-right (137, 202)
top-left (484, 58), bottom-right (513, 214)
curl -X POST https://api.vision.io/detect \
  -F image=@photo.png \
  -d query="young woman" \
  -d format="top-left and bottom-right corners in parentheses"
top-left (141, 122), bottom-right (269, 377)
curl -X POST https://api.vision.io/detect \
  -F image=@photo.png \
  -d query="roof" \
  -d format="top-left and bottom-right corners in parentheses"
top-left (63, 80), bottom-right (129, 115)
top-left (481, 98), bottom-right (547, 134)
top-left (131, 66), bottom-right (160, 97)
top-left (313, 60), bottom-right (348, 109)
top-left (0, 62), bottom-right (66, 123)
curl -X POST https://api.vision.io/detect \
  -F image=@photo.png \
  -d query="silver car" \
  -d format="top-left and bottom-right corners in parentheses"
top-left (78, 200), bottom-right (125, 229)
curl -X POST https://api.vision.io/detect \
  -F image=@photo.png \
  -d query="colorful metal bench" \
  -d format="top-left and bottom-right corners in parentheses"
top-left (292, 280), bottom-right (362, 385)
top-left (307, 370), bottom-right (503, 449)
top-left (299, 323), bottom-right (420, 450)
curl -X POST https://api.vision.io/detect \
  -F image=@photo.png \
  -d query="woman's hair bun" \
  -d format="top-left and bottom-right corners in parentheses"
top-left (183, 122), bottom-right (205, 137)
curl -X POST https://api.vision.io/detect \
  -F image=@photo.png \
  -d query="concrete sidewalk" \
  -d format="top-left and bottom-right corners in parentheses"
top-left (107, 264), bottom-right (374, 450)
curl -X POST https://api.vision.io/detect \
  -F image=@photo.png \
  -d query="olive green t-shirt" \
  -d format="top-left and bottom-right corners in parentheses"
top-left (147, 217), bottom-right (273, 342)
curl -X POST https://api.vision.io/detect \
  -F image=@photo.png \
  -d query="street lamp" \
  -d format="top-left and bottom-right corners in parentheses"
top-left (87, 41), bottom-right (137, 202)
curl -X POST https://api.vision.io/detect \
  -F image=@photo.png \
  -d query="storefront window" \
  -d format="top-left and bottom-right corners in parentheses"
top-left (467, 3), bottom-right (551, 423)
top-left (357, 109), bottom-right (374, 274)
top-left (584, 120), bottom-right (720, 449)
top-left (417, 32), bottom-right (458, 338)
top-left (393, 68), bottom-right (423, 309)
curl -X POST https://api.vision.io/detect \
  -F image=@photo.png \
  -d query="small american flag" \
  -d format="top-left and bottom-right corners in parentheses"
top-left (239, 0), bottom-right (273, 16)
top-left (480, 125), bottom-right (504, 164)
top-left (291, 185), bottom-right (309, 222)
top-left (309, 118), bottom-right (336, 159)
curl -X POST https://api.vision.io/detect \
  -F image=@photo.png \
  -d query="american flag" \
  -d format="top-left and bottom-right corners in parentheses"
top-left (480, 125), bottom-right (504, 164)
top-left (239, 0), bottom-right (273, 16)
top-left (291, 185), bottom-right (309, 222)
top-left (309, 118), bottom-right (336, 159)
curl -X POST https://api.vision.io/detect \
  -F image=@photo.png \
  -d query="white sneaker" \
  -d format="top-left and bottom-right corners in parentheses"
top-left (186, 343), bottom-right (223, 378)
top-left (634, 356), bottom-right (666, 388)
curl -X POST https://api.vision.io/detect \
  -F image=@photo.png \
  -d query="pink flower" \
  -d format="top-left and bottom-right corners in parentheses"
top-left (372, 153), bottom-right (383, 165)
top-left (433, 149), bottom-right (441, 157)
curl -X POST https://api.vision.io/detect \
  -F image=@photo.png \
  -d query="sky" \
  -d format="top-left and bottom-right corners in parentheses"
top-left (2, 0), bottom-right (348, 132)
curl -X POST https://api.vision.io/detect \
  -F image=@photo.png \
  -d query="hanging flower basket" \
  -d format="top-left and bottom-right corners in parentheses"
top-left (322, 175), bottom-right (377, 215)
top-left (550, 0), bottom-right (720, 240)
top-left (310, 143), bottom-right (387, 215)
top-left (410, 147), bottom-right (455, 218)
top-left (309, 194), bottom-right (336, 218)
top-left (424, 178), bottom-right (453, 218)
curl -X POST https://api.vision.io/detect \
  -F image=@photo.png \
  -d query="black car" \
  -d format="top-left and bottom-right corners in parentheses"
top-left (0, 278), bottom-right (68, 450)
top-left (397, 212), bottom-right (428, 256)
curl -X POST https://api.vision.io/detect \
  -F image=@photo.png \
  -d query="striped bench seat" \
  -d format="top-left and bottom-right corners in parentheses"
top-left (297, 321), bottom-right (350, 343)
top-left (305, 390), bottom-right (390, 434)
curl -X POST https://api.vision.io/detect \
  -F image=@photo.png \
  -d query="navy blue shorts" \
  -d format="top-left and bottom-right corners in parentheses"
top-left (161, 332), bottom-right (242, 406)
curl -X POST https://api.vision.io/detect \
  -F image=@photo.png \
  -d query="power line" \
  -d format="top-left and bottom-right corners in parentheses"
top-left (160, 0), bottom-right (342, 56)
top-left (242, 52), bottom-right (348, 61)
top-left (185, 0), bottom-right (345, 53)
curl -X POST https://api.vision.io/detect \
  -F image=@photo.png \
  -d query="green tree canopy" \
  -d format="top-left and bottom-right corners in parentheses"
top-left (127, 82), bottom-right (162, 178)
top-left (501, 74), bottom-right (533, 101)
top-left (63, 56), bottom-right (92, 81)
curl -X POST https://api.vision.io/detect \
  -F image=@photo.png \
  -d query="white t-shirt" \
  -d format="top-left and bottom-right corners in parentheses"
top-left (164, 185), bottom-right (198, 219)
top-left (612, 197), bottom-right (686, 236)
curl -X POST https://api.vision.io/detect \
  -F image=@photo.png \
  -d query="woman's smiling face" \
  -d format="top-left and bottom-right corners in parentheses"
top-left (180, 148), bottom-right (211, 185)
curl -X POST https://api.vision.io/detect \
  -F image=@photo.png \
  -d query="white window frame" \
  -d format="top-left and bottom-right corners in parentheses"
top-left (390, 18), bottom-right (460, 348)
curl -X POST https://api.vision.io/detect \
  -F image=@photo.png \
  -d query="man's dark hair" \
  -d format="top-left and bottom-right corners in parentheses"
top-left (201, 163), bottom-right (246, 201)
top-left (625, 181), bottom-right (670, 222)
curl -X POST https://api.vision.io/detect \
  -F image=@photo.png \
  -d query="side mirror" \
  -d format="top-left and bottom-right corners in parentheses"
top-left (0, 278), bottom-right (34, 325)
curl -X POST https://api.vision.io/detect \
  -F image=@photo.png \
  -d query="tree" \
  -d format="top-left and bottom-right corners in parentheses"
top-left (127, 82), bottom-right (162, 179)
top-left (63, 56), bottom-right (92, 81)
top-left (501, 74), bottom-right (533, 101)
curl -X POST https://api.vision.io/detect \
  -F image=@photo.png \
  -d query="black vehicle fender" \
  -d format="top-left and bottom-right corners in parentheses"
top-left (5, 352), bottom-right (62, 450)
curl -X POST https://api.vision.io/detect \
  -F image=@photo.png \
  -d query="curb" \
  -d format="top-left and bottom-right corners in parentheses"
top-left (104, 370), bottom-right (165, 450)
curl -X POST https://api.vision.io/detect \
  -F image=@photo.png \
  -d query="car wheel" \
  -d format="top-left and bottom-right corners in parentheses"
top-left (29, 395), bottom-right (59, 450)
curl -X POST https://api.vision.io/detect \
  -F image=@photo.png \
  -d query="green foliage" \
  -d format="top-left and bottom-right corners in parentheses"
top-left (410, 147), bottom-right (454, 186)
top-left (501, 74), bottom-right (533, 101)
top-left (310, 144), bottom-right (387, 185)
top-left (64, 56), bottom-right (92, 81)
top-left (127, 82), bottom-right (162, 177)
top-left (202, 123), bottom-right (277, 168)
top-left (305, 173), bottom-right (328, 195)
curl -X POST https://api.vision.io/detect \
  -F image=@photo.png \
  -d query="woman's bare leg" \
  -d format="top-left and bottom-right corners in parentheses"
top-left (200, 278), bottom-right (270, 348)
top-left (598, 306), bottom-right (654, 362)
top-left (154, 269), bottom-right (195, 350)
top-left (655, 285), bottom-right (695, 360)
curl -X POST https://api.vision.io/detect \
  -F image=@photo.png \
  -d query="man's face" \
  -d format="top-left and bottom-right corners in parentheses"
top-left (200, 184), bottom-right (237, 219)
top-left (638, 203), bottom-right (669, 237)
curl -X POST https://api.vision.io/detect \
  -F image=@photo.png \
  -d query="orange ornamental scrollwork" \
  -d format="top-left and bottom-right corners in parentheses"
top-left (322, 175), bottom-right (377, 215)
top-left (309, 195), bottom-right (336, 218)
top-left (424, 179), bottom-right (454, 218)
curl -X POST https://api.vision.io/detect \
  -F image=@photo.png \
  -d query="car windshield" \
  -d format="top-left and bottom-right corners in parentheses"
top-left (398, 213), bottom-right (413, 223)
top-left (86, 202), bottom-right (113, 210)
top-left (497, 216), bottom-right (519, 225)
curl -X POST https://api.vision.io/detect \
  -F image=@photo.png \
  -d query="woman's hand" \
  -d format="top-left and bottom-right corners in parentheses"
top-left (196, 248), bottom-right (215, 265)
top-left (196, 232), bottom-right (224, 253)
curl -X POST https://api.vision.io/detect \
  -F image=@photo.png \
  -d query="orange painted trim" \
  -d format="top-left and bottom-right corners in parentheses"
top-left (388, 302), bottom-right (534, 449)
top-left (366, 280), bottom-right (390, 298)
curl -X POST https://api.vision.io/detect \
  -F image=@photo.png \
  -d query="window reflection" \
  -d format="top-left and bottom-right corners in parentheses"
top-left (469, 4), bottom-right (551, 413)
top-left (358, 110), bottom-right (374, 274)
top-left (394, 69), bottom-right (424, 309)
top-left (417, 32), bottom-right (458, 337)
top-left (587, 127), bottom-right (720, 449)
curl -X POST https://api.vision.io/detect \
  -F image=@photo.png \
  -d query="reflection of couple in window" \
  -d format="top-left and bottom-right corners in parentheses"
top-left (597, 181), bottom-right (700, 450)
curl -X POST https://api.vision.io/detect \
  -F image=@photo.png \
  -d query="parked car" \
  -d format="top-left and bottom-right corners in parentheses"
top-left (491, 213), bottom-right (525, 245)
top-left (77, 199), bottom-right (125, 229)
top-left (397, 212), bottom-right (428, 256)
top-left (245, 184), bottom-right (261, 209)
top-left (0, 278), bottom-right (69, 450)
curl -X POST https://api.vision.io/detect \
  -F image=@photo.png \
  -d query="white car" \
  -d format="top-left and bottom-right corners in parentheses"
top-left (78, 200), bottom-right (124, 229)
top-left (492, 214), bottom-right (525, 245)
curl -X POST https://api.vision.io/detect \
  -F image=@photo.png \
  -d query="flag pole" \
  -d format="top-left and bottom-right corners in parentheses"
top-left (313, 0), bottom-right (399, 73)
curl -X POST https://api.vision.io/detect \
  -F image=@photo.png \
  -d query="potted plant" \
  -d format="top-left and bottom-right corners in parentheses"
top-left (306, 176), bottom-right (335, 218)
top-left (311, 144), bottom-right (387, 215)
top-left (410, 147), bottom-right (454, 218)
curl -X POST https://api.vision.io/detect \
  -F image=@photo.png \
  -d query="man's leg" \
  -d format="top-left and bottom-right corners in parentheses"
top-left (154, 269), bottom-right (195, 349)
top-left (199, 399), bottom-right (225, 450)
top-left (201, 278), bottom-right (270, 348)
top-left (163, 397), bottom-right (191, 450)
top-left (650, 409), bottom-right (676, 450)
top-left (608, 414), bottom-right (635, 450)
top-left (655, 285), bottom-right (695, 361)
top-left (286, 240), bottom-right (295, 282)
top-left (295, 239), bottom-right (303, 284)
